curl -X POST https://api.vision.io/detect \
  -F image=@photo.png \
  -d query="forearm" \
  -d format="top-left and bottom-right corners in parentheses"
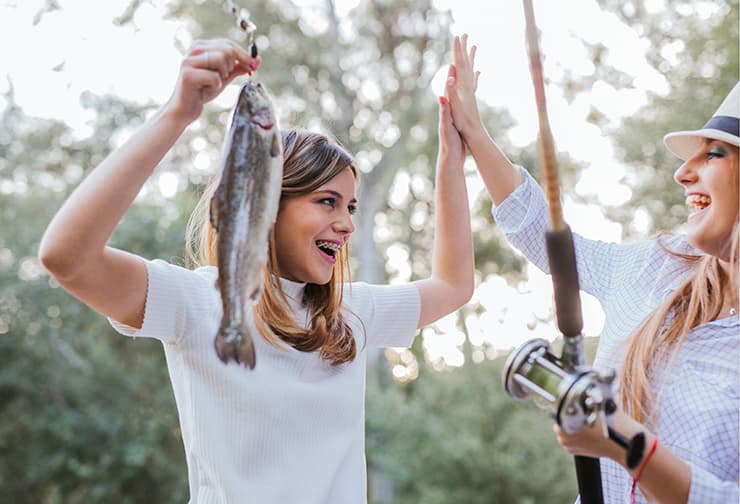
top-left (464, 124), bottom-right (523, 205)
top-left (40, 107), bottom-right (190, 276)
top-left (607, 413), bottom-right (691, 503)
top-left (430, 151), bottom-right (474, 300)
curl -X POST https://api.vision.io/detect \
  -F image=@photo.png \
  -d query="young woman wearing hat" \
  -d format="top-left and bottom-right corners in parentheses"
top-left (446, 34), bottom-right (738, 503)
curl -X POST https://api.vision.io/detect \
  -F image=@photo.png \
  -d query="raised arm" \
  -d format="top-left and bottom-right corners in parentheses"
top-left (413, 79), bottom-right (474, 328)
top-left (39, 39), bottom-right (259, 328)
top-left (445, 34), bottom-right (523, 205)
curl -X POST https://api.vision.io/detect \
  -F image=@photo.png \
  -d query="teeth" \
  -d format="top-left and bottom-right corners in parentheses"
top-left (316, 240), bottom-right (341, 252)
top-left (686, 194), bottom-right (711, 210)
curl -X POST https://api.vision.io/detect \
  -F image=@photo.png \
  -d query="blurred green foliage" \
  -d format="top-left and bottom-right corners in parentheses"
top-left (366, 354), bottom-right (579, 504)
top-left (568, 0), bottom-right (740, 238)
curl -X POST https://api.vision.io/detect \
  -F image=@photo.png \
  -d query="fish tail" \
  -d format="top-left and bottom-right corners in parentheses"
top-left (214, 324), bottom-right (256, 369)
top-left (237, 334), bottom-right (256, 370)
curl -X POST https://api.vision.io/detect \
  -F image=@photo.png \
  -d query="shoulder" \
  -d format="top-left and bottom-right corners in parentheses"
top-left (342, 282), bottom-right (421, 348)
top-left (342, 281), bottom-right (419, 307)
top-left (614, 234), bottom-right (696, 269)
top-left (342, 281), bottom-right (420, 324)
top-left (143, 260), bottom-right (220, 309)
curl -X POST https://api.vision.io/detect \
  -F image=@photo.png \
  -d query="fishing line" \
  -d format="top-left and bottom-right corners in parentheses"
top-left (220, 0), bottom-right (259, 57)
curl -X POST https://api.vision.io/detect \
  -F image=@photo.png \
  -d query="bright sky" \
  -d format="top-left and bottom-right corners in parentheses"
top-left (1, 0), bottom-right (671, 370)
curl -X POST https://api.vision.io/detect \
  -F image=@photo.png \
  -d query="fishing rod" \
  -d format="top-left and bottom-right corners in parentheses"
top-left (502, 2), bottom-right (646, 502)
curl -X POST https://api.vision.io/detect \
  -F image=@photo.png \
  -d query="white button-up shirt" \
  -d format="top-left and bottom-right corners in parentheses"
top-left (493, 166), bottom-right (739, 503)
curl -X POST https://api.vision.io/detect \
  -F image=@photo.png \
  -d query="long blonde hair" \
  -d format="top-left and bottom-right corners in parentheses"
top-left (619, 195), bottom-right (739, 424)
top-left (185, 129), bottom-right (360, 366)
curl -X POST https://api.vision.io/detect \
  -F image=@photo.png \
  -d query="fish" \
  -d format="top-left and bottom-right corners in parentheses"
top-left (210, 80), bottom-right (283, 368)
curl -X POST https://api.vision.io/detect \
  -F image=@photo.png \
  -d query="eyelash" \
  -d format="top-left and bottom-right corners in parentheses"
top-left (319, 198), bottom-right (357, 215)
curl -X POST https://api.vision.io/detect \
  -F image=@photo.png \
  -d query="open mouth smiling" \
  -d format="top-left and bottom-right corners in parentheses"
top-left (686, 194), bottom-right (711, 215)
top-left (316, 240), bottom-right (341, 261)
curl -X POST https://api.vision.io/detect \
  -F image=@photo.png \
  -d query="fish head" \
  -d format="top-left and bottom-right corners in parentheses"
top-left (235, 81), bottom-right (278, 134)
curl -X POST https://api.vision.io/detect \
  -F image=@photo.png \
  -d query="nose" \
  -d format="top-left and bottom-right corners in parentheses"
top-left (333, 209), bottom-right (355, 236)
top-left (673, 158), bottom-right (697, 187)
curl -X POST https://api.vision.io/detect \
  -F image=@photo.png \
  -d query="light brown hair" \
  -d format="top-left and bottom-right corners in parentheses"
top-left (185, 128), bottom-right (360, 365)
top-left (619, 163), bottom-right (739, 425)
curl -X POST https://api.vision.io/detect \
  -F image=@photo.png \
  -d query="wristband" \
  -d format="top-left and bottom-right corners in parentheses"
top-left (630, 437), bottom-right (658, 504)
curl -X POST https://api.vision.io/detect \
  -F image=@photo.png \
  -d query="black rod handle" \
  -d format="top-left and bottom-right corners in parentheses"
top-left (545, 227), bottom-right (583, 337)
top-left (608, 428), bottom-right (646, 470)
top-left (574, 455), bottom-right (604, 504)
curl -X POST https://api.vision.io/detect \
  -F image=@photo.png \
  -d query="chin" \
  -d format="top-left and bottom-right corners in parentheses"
top-left (688, 234), bottom-right (731, 260)
top-left (305, 270), bottom-right (333, 286)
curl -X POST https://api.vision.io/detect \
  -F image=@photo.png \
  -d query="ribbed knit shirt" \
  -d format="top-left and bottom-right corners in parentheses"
top-left (493, 166), bottom-right (739, 504)
top-left (110, 259), bottom-right (421, 504)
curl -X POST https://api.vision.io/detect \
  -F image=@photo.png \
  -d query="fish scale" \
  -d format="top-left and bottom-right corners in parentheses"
top-left (210, 80), bottom-right (283, 368)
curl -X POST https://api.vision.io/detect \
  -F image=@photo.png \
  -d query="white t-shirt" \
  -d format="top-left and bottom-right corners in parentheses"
top-left (110, 259), bottom-right (421, 504)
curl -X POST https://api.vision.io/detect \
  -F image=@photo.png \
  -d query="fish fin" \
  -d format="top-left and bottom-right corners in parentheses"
top-left (238, 335), bottom-right (256, 370)
top-left (214, 326), bottom-right (239, 364)
top-left (209, 194), bottom-right (220, 232)
top-left (270, 131), bottom-right (281, 157)
top-left (214, 325), bottom-right (256, 370)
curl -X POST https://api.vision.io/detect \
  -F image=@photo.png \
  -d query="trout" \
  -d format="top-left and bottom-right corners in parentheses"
top-left (210, 81), bottom-right (283, 368)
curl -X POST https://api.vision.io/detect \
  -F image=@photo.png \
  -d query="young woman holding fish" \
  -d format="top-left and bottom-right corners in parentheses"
top-left (39, 38), bottom-right (475, 503)
top-left (445, 34), bottom-right (739, 503)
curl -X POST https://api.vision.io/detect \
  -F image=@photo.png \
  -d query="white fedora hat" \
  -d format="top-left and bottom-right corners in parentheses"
top-left (664, 81), bottom-right (740, 160)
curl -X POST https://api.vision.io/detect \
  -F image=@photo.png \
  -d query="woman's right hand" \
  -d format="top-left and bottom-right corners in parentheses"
top-left (445, 34), bottom-right (481, 139)
top-left (165, 38), bottom-right (261, 125)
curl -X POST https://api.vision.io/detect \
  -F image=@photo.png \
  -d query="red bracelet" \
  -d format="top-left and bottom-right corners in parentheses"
top-left (630, 437), bottom-right (659, 504)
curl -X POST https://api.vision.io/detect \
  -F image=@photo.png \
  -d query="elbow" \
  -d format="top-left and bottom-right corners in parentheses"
top-left (444, 275), bottom-right (475, 312)
top-left (456, 277), bottom-right (475, 309)
top-left (38, 233), bottom-right (83, 282)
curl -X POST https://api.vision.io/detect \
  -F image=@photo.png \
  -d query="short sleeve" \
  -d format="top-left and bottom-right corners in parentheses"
top-left (108, 259), bottom-right (220, 346)
top-left (344, 282), bottom-right (420, 349)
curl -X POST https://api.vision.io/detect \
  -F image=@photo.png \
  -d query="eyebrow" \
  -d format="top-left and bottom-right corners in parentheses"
top-left (317, 189), bottom-right (358, 204)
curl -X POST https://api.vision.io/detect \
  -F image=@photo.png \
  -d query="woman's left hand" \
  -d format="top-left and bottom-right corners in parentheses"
top-left (553, 410), bottom-right (646, 466)
top-left (554, 421), bottom-right (615, 459)
top-left (438, 90), bottom-right (465, 166)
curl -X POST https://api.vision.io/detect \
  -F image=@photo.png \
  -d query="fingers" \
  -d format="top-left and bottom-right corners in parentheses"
top-left (184, 67), bottom-right (223, 102)
top-left (438, 95), bottom-right (453, 139)
top-left (438, 95), bottom-right (450, 120)
top-left (185, 38), bottom-right (260, 80)
top-left (453, 35), bottom-right (462, 68)
top-left (445, 73), bottom-right (460, 107)
top-left (451, 34), bottom-right (477, 85)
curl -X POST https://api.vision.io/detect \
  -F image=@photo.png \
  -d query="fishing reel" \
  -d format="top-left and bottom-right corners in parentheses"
top-left (503, 337), bottom-right (646, 469)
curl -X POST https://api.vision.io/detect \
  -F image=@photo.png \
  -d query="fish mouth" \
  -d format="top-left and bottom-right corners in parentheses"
top-left (251, 109), bottom-right (274, 130)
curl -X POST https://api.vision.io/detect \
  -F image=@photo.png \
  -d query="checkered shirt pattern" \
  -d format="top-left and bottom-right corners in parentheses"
top-left (492, 166), bottom-right (739, 503)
